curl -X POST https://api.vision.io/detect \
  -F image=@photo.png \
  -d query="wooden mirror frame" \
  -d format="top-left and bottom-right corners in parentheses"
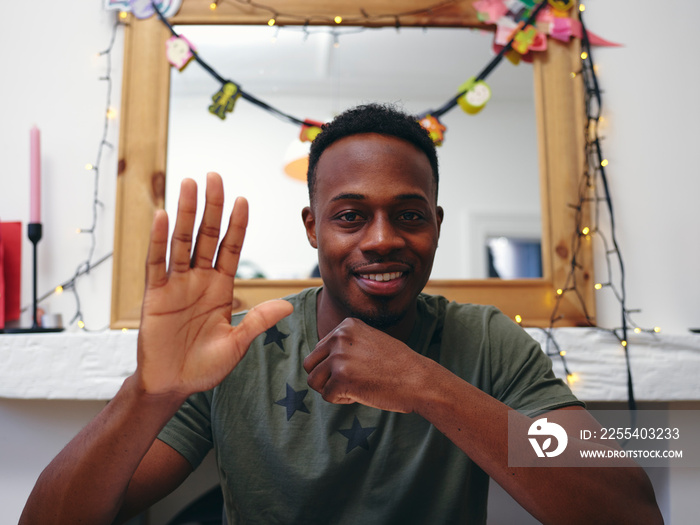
top-left (111, 0), bottom-right (593, 329)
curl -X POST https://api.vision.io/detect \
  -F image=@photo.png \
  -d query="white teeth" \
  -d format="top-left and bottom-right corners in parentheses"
top-left (360, 272), bottom-right (402, 282)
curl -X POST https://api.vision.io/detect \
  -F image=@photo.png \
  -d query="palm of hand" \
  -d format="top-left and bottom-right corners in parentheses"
top-left (135, 174), bottom-right (293, 398)
top-left (138, 268), bottom-right (240, 396)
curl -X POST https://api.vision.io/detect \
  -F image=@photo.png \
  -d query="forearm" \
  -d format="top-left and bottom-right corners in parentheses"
top-left (412, 362), bottom-right (662, 525)
top-left (19, 375), bottom-right (187, 525)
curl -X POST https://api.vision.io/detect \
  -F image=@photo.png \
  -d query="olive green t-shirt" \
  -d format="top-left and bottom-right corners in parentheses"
top-left (158, 287), bottom-right (582, 524)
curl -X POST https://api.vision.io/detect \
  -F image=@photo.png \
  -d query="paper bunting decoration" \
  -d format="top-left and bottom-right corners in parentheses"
top-left (209, 82), bottom-right (241, 120)
top-left (144, 1), bottom-right (619, 134)
top-left (166, 35), bottom-right (195, 71)
top-left (457, 78), bottom-right (492, 115)
top-left (418, 115), bottom-right (447, 146)
top-left (299, 120), bottom-right (325, 142)
top-left (121, 0), bottom-right (182, 19)
top-left (547, 0), bottom-right (574, 12)
top-left (476, 1), bottom-right (621, 52)
top-left (128, 0), bottom-right (156, 19)
top-left (512, 24), bottom-right (539, 54)
top-left (473, 0), bottom-right (508, 23)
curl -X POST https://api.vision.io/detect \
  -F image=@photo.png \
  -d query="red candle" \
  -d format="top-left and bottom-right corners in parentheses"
top-left (30, 126), bottom-right (41, 224)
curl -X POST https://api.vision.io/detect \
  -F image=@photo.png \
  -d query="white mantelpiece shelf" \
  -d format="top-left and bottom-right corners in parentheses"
top-left (1, 329), bottom-right (699, 402)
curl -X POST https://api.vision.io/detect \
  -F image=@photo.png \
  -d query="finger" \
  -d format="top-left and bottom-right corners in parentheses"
top-left (303, 341), bottom-right (331, 374)
top-left (191, 172), bottom-right (225, 269)
top-left (229, 299), bottom-right (294, 355)
top-left (306, 357), bottom-right (332, 393)
top-left (144, 209), bottom-right (169, 289)
top-left (168, 178), bottom-right (198, 274)
top-left (215, 196), bottom-right (249, 278)
top-left (303, 323), bottom-right (340, 373)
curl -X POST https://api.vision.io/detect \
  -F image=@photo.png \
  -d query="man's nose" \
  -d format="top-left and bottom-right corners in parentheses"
top-left (359, 216), bottom-right (406, 255)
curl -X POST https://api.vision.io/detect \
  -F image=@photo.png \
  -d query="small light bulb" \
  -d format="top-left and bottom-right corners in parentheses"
top-left (579, 4), bottom-right (586, 12)
top-left (78, 320), bottom-right (86, 329)
top-left (122, 327), bottom-right (128, 333)
top-left (567, 373), bottom-right (579, 384)
top-left (106, 107), bottom-right (117, 119)
top-left (581, 226), bottom-right (590, 235)
top-left (560, 350), bottom-right (567, 356)
top-left (334, 15), bottom-right (342, 24)
top-left (209, 2), bottom-right (217, 10)
top-left (654, 327), bottom-right (661, 333)
top-left (85, 163), bottom-right (94, 170)
top-left (268, 18), bottom-right (276, 26)
top-left (119, 11), bottom-right (128, 20)
top-left (556, 288), bottom-right (564, 295)
top-left (594, 283), bottom-right (602, 290)
top-left (515, 314), bottom-right (522, 324)
top-left (76, 228), bottom-right (82, 234)
top-left (601, 159), bottom-right (609, 167)
top-left (621, 340), bottom-right (627, 347)
top-left (634, 327), bottom-right (641, 334)
top-left (55, 286), bottom-right (64, 294)
top-left (580, 51), bottom-right (588, 60)
top-left (570, 72), bottom-right (577, 79)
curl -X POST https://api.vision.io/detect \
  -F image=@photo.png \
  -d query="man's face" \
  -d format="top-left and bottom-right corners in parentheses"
top-left (302, 133), bottom-right (443, 331)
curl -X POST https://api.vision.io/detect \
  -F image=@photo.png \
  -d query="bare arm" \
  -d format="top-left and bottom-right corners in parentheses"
top-left (20, 173), bottom-right (293, 524)
top-left (304, 318), bottom-right (663, 525)
top-left (114, 439), bottom-right (194, 524)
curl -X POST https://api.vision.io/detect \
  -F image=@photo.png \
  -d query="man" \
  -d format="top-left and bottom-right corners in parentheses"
top-left (21, 104), bottom-right (661, 524)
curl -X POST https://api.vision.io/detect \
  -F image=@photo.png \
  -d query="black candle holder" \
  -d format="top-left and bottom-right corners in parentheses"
top-left (2, 223), bottom-right (64, 334)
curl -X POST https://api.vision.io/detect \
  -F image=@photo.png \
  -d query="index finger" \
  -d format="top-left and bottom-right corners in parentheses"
top-left (303, 329), bottom-right (334, 373)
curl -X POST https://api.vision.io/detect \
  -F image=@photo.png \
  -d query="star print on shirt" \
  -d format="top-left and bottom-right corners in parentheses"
top-left (263, 325), bottom-right (289, 351)
top-left (339, 416), bottom-right (377, 453)
top-left (275, 383), bottom-right (310, 421)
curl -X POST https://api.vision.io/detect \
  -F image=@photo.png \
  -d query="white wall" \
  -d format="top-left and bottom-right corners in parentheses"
top-left (1, 1), bottom-right (121, 331)
top-left (584, 0), bottom-right (700, 335)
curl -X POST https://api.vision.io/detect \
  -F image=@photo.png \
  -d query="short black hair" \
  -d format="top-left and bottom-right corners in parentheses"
top-left (307, 103), bottom-right (439, 203)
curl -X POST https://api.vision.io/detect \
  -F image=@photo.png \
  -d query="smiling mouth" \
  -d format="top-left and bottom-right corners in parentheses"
top-left (359, 272), bottom-right (404, 282)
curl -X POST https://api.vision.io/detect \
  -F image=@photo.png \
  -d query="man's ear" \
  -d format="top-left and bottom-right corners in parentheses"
top-left (436, 206), bottom-right (444, 238)
top-left (301, 206), bottom-right (318, 248)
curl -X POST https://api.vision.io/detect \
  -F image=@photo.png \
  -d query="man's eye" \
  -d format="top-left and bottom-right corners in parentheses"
top-left (339, 212), bottom-right (360, 222)
top-left (399, 212), bottom-right (422, 221)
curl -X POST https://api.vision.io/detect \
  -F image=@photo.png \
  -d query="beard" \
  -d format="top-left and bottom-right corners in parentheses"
top-left (341, 295), bottom-right (406, 330)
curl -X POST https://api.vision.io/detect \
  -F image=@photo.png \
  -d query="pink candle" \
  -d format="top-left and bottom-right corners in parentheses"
top-left (30, 126), bottom-right (41, 224)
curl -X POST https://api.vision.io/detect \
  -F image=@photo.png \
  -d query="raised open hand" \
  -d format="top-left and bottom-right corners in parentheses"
top-left (136, 172), bottom-right (293, 398)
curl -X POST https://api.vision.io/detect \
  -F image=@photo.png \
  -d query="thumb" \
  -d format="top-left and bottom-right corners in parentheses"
top-left (230, 299), bottom-right (294, 352)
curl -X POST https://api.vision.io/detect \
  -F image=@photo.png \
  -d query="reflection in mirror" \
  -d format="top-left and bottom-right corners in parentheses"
top-left (487, 236), bottom-right (542, 279)
top-left (167, 25), bottom-right (540, 280)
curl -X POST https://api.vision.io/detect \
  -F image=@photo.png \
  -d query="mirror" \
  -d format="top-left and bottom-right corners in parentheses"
top-left (111, 0), bottom-right (594, 328)
top-left (166, 24), bottom-right (541, 280)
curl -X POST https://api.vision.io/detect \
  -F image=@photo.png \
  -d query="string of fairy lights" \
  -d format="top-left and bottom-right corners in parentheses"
top-left (217, 0), bottom-right (462, 27)
top-left (152, 0), bottom-right (550, 140)
top-left (526, 3), bottom-right (660, 410)
top-left (26, 15), bottom-right (122, 331)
